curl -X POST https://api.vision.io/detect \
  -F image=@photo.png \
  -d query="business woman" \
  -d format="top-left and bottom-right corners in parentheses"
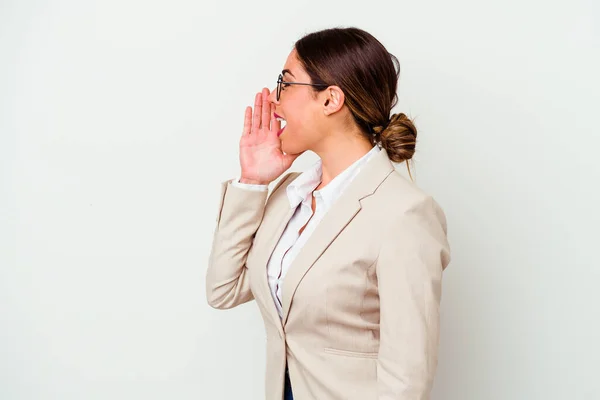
top-left (206, 27), bottom-right (451, 400)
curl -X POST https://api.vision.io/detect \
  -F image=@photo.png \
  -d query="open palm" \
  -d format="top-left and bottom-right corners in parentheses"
top-left (239, 88), bottom-right (299, 185)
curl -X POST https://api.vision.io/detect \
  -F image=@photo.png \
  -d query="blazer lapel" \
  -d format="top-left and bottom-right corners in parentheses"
top-left (253, 176), bottom-right (297, 336)
top-left (280, 149), bottom-right (395, 326)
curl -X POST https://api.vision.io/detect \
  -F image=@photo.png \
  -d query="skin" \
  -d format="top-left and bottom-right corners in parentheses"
top-left (239, 49), bottom-right (374, 213)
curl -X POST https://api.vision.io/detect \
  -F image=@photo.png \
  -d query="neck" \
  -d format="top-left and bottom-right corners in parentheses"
top-left (313, 131), bottom-right (374, 189)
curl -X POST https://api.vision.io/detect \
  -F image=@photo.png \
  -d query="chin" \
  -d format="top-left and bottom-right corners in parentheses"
top-left (280, 136), bottom-right (296, 154)
top-left (281, 128), bottom-right (311, 155)
top-left (281, 141), bottom-right (306, 156)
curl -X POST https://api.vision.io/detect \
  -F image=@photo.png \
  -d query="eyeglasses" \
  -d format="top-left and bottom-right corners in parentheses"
top-left (276, 73), bottom-right (329, 101)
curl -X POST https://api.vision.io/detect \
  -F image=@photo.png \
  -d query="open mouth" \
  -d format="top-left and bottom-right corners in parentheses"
top-left (276, 116), bottom-right (286, 136)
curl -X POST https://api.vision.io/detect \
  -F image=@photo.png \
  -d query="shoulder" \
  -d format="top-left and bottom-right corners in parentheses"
top-left (374, 170), bottom-right (451, 269)
top-left (377, 169), bottom-right (442, 209)
top-left (373, 169), bottom-right (448, 232)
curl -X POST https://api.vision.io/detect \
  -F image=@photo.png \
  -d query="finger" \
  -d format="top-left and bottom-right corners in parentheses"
top-left (261, 88), bottom-right (270, 130)
top-left (252, 92), bottom-right (261, 132)
top-left (243, 106), bottom-right (252, 136)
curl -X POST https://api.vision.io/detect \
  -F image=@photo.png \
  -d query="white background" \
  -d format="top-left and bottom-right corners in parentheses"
top-left (1, 0), bottom-right (599, 399)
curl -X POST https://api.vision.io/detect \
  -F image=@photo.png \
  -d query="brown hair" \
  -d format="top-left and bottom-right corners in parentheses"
top-left (294, 27), bottom-right (417, 176)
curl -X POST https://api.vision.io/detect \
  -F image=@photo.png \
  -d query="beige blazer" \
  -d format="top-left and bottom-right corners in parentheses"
top-left (206, 149), bottom-right (451, 400)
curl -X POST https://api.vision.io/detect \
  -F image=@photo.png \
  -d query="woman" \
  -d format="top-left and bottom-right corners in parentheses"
top-left (206, 27), bottom-right (450, 400)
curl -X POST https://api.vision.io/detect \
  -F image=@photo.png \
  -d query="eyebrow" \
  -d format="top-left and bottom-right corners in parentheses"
top-left (282, 69), bottom-right (295, 78)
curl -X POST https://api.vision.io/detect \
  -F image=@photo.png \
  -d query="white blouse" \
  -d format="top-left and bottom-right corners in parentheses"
top-left (232, 145), bottom-right (381, 318)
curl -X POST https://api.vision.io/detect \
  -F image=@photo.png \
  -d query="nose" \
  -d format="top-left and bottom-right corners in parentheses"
top-left (267, 87), bottom-right (278, 104)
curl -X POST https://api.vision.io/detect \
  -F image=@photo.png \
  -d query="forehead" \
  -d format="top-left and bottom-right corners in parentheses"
top-left (282, 49), bottom-right (306, 77)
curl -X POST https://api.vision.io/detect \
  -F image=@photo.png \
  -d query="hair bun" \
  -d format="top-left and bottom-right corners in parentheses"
top-left (378, 113), bottom-right (417, 163)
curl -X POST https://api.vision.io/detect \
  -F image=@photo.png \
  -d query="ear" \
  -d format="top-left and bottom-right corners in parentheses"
top-left (322, 86), bottom-right (345, 115)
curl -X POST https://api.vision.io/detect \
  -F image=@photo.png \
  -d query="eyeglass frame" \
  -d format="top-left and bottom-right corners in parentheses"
top-left (276, 73), bottom-right (329, 101)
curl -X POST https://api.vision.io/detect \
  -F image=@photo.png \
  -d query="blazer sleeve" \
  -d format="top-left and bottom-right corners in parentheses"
top-left (205, 173), bottom-right (293, 309)
top-left (376, 196), bottom-right (451, 399)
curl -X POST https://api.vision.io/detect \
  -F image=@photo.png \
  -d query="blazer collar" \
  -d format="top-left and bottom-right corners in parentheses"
top-left (285, 145), bottom-right (381, 211)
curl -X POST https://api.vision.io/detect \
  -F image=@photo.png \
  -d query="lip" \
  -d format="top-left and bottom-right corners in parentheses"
top-left (274, 112), bottom-right (283, 119)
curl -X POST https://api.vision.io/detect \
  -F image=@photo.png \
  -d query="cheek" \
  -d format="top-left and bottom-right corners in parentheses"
top-left (287, 115), bottom-right (307, 134)
top-left (286, 101), bottom-right (317, 135)
top-left (280, 96), bottom-right (321, 150)
top-left (283, 117), bottom-right (312, 150)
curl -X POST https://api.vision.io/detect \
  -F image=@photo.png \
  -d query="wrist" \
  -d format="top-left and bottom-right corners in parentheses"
top-left (239, 177), bottom-right (270, 185)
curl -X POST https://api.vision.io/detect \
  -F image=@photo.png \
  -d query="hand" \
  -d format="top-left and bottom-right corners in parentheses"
top-left (239, 88), bottom-right (300, 185)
